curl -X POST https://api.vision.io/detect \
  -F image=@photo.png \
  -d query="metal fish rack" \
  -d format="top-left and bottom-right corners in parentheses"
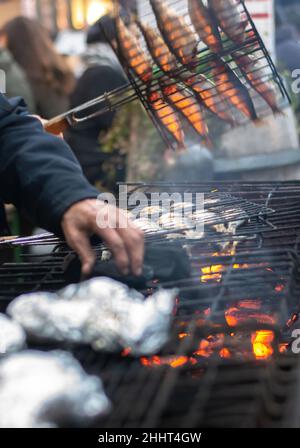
top-left (101, 0), bottom-right (290, 150)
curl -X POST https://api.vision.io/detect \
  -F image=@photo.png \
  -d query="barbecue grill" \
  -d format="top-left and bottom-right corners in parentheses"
top-left (1, 182), bottom-right (300, 428)
top-left (104, 0), bottom-right (290, 149)
top-left (46, 0), bottom-right (290, 150)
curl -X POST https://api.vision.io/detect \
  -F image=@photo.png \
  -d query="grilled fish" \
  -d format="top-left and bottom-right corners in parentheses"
top-left (161, 80), bottom-right (211, 146)
top-left (150, 0), bottom-right (198, 66)
top-left (188, 0), bottom-right (222, 53)
top-left (183, 73), bottom-right (235, 125)
top-left (209, 0), bottom-right (248, 45)
top-left (210, 58), bottom-right (258, 121)
top-left (115, 16), bottom-right (152, 83)
top-left (148, 86), bottom-right (185, 147)
top-left (233, 52), bottom-right (281, 114)
top-left (138, 22), bottom-right (178, 74)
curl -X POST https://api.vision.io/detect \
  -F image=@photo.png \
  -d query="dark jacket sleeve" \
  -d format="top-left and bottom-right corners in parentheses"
top-left (0, 94), bottom-right (99, 235)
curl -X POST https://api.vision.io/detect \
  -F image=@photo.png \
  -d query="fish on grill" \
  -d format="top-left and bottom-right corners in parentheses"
top-left (150, 0), bottom-right (198, 66)
top-left (210, 58), bottom-right (258, 121)
top-left (232, 52), bottom-right (281, 114)
top-left (188, 0), bottom-right (222, 53)
top-left (147, 86), bottom-right (185, 147)
top-left (137, 22), bottom-right (229, 130)
top-left (0, 314), bottom-right (26, 356)
top-left (115, 16), bottom-right (152, 83)
top-left (160, 80), bottom-right (211, 146)
top-left (183, 73), bottom-right (236, 125)
top-left (209, 0), bottom-right (249, 45)
top-left (8, 278), bottom-right (177, 356)
top-left (0, 350), bottom-right (110, 428)
top-left (138, 23), bottom-right (178, 75)
top-left (158, 212), bottom-right (195, 231)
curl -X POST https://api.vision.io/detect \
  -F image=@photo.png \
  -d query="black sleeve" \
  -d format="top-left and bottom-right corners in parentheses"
top-left (0, 94), bottom-right (99, 235)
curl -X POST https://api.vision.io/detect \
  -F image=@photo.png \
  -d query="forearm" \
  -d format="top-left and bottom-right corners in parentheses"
top-left (0, 95), bottom-right (98, 234)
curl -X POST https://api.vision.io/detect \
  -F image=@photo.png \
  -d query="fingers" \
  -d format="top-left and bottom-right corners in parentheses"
top-left (118, 221), bottom-right (145, 276)
top-left (96, 227), bottom-right (131, 275)
top-left (64, 229), bottom-right (96, 278)
top-left (93, 205), bottom-right (144, 276)
top-left (61, 199), bottom-right (145, 278)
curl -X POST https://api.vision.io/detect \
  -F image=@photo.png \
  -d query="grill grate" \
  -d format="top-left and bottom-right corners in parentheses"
top-left (1, 182), bottom-right (300, 427)
top-left (102, 0), bottom-right (290, 149)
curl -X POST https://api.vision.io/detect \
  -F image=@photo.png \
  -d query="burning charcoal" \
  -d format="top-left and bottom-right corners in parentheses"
top-left (0, 314), bottom-right (26, 356)
top-left (0, 350), bottom-right (110, 428)
top-left (8, 278), bottom-right (177, 356)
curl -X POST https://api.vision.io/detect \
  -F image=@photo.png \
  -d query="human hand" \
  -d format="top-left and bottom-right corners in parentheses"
top-left (61, 199), bottom-right (144, 278)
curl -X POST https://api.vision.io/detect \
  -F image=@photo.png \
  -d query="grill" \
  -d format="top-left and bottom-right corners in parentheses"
top-left (104, 0), bottom-right (290, 149)
top-left (46, 0), bottom-right (290, 147)
top-left (1, 181), bottom-right (300, 428)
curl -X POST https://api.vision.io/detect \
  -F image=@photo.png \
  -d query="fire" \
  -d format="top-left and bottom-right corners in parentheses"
top-left (286, 313), bottom-right (299, 328)
top-left (279, 343), bottom-right (289, 353)
top-left (219, 348), bottom-right (231, 359)
top-left (178, 332), bottom-right (189, 340)
top-left (275, 284), bottom-right (285, 293)
top-left (200, 245), bottom-right (249, 283)
top-left (201, 264), bottom-right (223, 282)
top-left (195, 334), bottom-right (225, 358)
top-left (251, 330), bottom-right (274, 360)
top-left (140, 355), bottom-right (191, 368)
top-left (121, 347), bottom-right (132, 357)
top-left (225, 305), bottom-right (276, 328)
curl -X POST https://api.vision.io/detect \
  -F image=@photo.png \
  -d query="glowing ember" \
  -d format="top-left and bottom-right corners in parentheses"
top-left (121, 347), bottom-right (132, 357)
top-left (238, 300), bottom-right (262, 310)
top-left (251, 330), bottom-right (274, 360)
top-left (200, 245), bottom-right (250, 283)
top-left (279, 343), bottom-right (289, 353)
top-left (178, 332), bottom-right (189, 340)
top-left (225, 306), bottom-right (276, 328)
top-left (201, 264), bottom-right (223, 282)
top-left (219, 348), bottom-right (231, 359)
top-left (140, 355), bottom-right (191, 368)
top-left (275, 284), bottom-right (285, 293)
top-left (286, 313), bottom-right (298, 328)
top-left (195, 334), bottom-right (225, 358)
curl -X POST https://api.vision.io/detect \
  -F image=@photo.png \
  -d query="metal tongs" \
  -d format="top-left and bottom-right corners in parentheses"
top-left (44, 81), bottom-right (136, 135)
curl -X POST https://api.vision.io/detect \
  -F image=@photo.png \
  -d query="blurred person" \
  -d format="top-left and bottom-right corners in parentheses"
top-left (0, 32), bottom-right (35, 112)
top-left (0, 93), bottom-right (144, 277)
top-left (1, 17), bottom-right (75, 119)
top-left (64, 22), bottom-right (126, 186)
top-left (276, 24), bottom-right (300, 73)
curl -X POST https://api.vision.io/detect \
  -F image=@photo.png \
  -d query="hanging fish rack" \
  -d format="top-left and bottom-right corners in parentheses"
top-left (98, 0), bottom-right (290, 150)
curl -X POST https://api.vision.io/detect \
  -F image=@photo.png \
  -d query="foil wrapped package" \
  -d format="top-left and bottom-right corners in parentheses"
top-left (0, 350), bottom-right (111, 428)
top-left (0, 314), bottom-right (26, 356)
top-left (8, 278), bottom-right (177, 355)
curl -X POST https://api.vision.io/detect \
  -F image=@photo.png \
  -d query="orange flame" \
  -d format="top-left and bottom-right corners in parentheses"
top-left (251, 330), bottom-right (274, 360)
top-left (225, 306), bottom-right (276, 328)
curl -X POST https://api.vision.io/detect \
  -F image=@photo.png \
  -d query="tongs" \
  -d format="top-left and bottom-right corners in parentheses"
top-left (44, 81), bottom-right (136, 135)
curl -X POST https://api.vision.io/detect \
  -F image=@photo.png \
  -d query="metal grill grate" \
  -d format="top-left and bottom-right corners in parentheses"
top-left (1, 182), bottom-right (300, 428)
top-left (101, 0), bottom-right (290, 149)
